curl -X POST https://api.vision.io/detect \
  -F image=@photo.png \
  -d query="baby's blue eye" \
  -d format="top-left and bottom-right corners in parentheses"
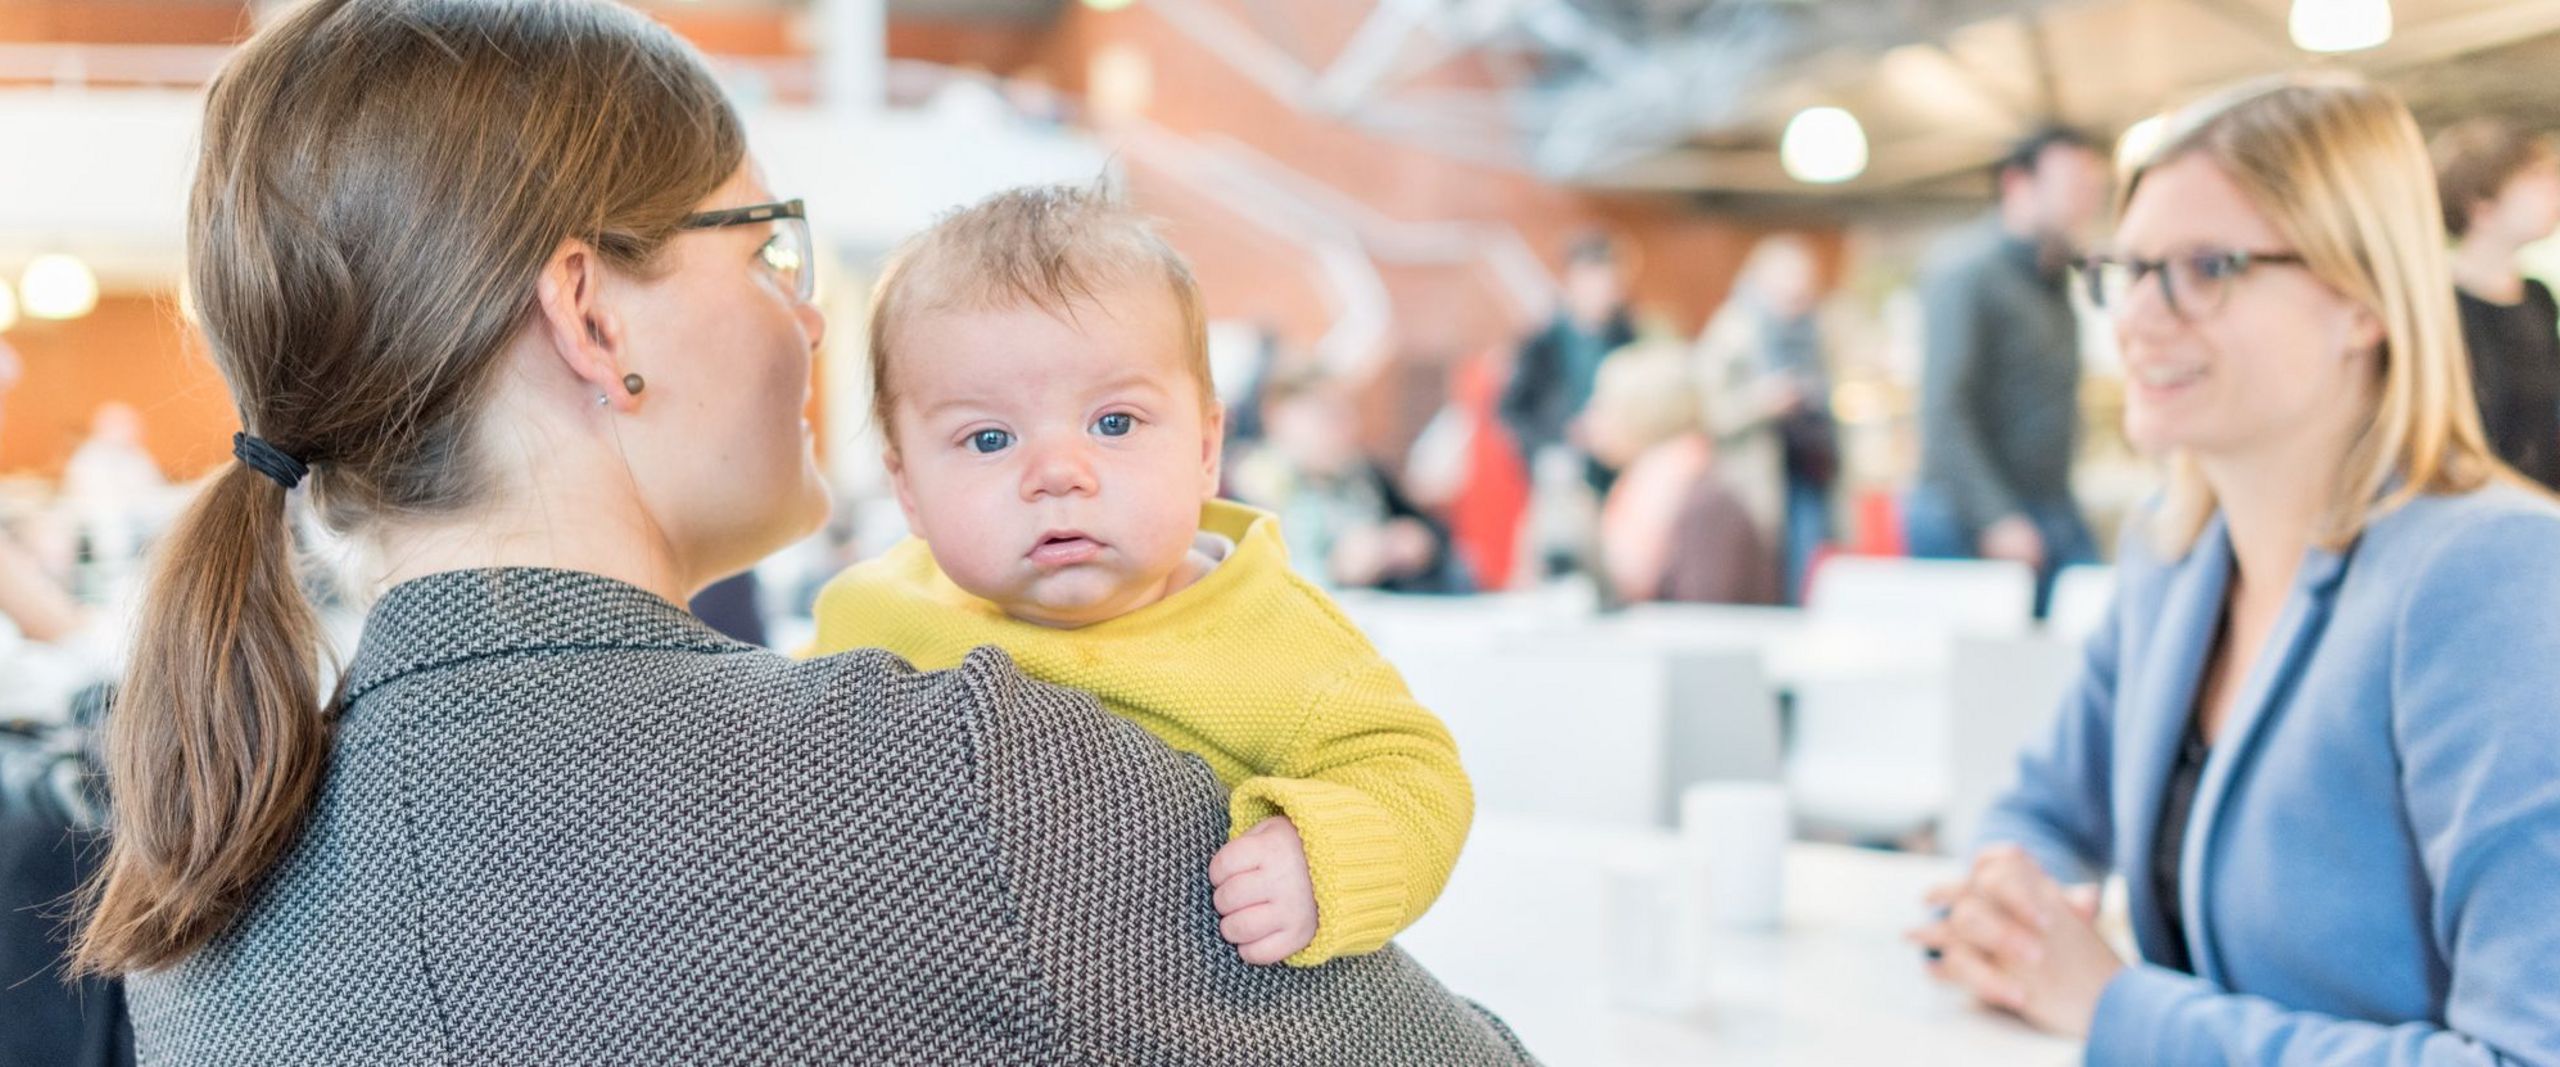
top-left (968, 429), bottom-right (1013, 454)
top-left (1094, 413), bottom-right (1136, 437)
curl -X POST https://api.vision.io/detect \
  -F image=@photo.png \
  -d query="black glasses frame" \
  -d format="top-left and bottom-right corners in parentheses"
top-left (2079, 248), bottom-right (2307, 320)
top-left (680, 198), bottom-right (813, 301)
top-left (682, 198), bottom-right (805, 230)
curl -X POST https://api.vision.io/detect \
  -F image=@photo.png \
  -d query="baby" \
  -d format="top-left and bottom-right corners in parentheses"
top-left (810, 184), bottom-right (1471, 967)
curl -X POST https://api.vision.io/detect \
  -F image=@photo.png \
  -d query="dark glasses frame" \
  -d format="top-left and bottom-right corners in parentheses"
top-left (679, 198), bottom-right (813, 302)
top-left (2078, 247), bottom-right (2307, 320)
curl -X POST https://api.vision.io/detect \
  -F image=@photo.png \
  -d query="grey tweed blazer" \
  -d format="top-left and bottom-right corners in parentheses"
top-left (126, 568), bottom-right (1535, 1066)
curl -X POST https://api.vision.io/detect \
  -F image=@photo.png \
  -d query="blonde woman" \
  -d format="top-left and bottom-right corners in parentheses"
top-left (1909, 74), bottom-right (2560, 1063)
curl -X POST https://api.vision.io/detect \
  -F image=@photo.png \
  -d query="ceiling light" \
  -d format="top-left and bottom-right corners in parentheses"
top-left (1781, 107), bottom-right (1868, 185)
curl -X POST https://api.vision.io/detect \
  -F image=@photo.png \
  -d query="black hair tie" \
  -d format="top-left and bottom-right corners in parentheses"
top-left (233, 433), bottom-right (310, 491)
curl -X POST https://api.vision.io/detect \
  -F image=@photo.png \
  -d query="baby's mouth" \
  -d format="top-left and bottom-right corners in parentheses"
top-left (1028, 532), bottom-right (1104, 567)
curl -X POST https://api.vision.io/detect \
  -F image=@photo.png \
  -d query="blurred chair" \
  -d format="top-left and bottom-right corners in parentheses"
top-left (2044, 564), bottom-right (2118, 646)
top-left (1656, 647), bottom-right (1783, 816)
top-left (1785, 670), bottom-right (1947, 843)
top-left (1803, 555), bottom-right (2035, 636)
top-left (1380, 629), bottom-right (1777, 826)
top-left (1786, 555), bottom-right (2035, 843)
top-left (1942, 633), bottom-right (2084, 853)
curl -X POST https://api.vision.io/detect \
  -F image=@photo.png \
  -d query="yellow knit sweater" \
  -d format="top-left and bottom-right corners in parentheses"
top-left (809, 500), bottom-right (1472, 967)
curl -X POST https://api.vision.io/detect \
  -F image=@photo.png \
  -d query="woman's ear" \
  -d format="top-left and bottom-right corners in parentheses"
top-left (2345, 303), bottom-right (2386, 360)
top-left (532, 239), bottom-right (637, 411)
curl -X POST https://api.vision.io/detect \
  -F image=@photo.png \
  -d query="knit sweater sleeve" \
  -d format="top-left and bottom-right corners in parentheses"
top-left (1227, 656), bottom-right (1474, 967)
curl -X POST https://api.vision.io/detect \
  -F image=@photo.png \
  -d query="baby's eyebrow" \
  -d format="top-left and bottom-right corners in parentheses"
top-left (916, 395), bottom-right (1002, 420)
top-left (1090, 371), bottom-right (1177, 397)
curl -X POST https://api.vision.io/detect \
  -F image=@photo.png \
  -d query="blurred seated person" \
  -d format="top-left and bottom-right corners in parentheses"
top-left (1232, 373), bottom-right (1470, 594)
top-left (62, 402), bottom-right (175, 596)
top-left (1587, 341), bottom-right (1779, 607)
top-left (0, 528), bottom-right (85, 647)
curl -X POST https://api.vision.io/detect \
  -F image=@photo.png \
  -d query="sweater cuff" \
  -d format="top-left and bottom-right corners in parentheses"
top-left (2088, 963), bottom-right (2210, 1067)
top-left (1229, 777), bottom-right (1411, 968)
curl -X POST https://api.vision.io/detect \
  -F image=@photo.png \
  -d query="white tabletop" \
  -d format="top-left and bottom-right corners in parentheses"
top-left (1399, 817), bottom-right (2079, 1066)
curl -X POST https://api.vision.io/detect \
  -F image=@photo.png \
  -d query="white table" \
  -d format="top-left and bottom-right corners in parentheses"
top-left (1399, 817), bottom-right (2078, 1066)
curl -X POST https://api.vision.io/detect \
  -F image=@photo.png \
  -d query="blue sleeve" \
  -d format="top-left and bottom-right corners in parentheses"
top-left (1970, 582), bottom-right (2119, 883)
top-left (2088, 510), bottom-right (2560, 1066)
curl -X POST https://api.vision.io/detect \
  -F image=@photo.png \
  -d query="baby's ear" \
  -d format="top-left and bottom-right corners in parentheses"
top-left (882, 445), bottom-right (925, 532)
top-left (1201, 402), bottom-right (1227, 497)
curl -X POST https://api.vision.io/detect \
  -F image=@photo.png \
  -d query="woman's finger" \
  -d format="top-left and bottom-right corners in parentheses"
top-left (1935, 941), bottom-right (2025, 1012)
top-left (1973, 852), bottom-right (2062, 933)
top-left (1948, 895), bottom-right (2043, 968)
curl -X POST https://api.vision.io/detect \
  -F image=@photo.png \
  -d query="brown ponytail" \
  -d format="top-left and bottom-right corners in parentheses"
top-left (74, 0), bottom-right (744, 973)
top-left (78, 462), bottom-right (329, 970)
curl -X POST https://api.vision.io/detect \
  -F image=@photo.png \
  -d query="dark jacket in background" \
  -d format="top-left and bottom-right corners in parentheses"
top-left (2457, 279), bottom-right (2560, 491)
top-left (1, 807), bottom-right (133, 1067)
top-left (126, 568), bottom-right (1536, 1066)
top-left (1500, 311), bottom-right (1635, 462)
top-left (1915, 215), bottom-right (2083, 535)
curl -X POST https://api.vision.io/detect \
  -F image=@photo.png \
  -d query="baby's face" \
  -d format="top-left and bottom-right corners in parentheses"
top-left (885, 282), bottom-right (1221, 629)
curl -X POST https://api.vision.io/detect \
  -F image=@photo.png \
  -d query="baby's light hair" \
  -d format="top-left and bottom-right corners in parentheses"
top-left (867, 181), bottom-right (1211, 446)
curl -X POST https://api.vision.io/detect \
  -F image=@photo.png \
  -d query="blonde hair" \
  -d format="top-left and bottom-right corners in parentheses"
top-left (866, 182), bottom-right (1210, 444)
top-left (2127, 72), bottom-right (2502, 555)
top-left (1584, 339), bottom-right (1703, 468)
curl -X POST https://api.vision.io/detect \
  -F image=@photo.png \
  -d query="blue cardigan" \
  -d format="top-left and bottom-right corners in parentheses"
top-left (1977, 484), bottom-right (2560, 1065)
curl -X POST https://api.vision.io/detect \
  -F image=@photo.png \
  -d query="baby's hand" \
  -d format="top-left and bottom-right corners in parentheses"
top-left (1207, 816), bottom-right (1318, 965)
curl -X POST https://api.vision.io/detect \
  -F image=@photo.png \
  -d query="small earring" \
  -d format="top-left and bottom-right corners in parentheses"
top-left (596, 393), bottom-right (610, 408)
top-left (622, 373), bottom-right (646, 396)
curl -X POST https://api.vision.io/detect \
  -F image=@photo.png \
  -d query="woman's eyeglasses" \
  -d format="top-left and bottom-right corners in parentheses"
top-left (2078, 247), bottom-right (2307, 321)
top-left (679, 198), bottom-right (814, 303)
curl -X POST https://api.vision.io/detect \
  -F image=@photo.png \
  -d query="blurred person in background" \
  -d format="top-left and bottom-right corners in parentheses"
top-left (1907, 126), bottom-right (2111, 609)
top-left (1913, 74), bottom-right (2560, 1063)
top-left (1237, 372), bottom-right (1468, 594)
top-left (1502, 233), bottom-right (1636, 498)
top-left (2433, 117), bottom-right (2560, 491)
top-left (61, 402), bottom-right (174, 603)
top-left (0, 344), bottom-right (89, 648)
top-left (0, 340), bottom-right (130, 1067)
top-left (1694, 233), bottom-right (1840, 602)
top-left (0, 532), bottom-right (86, 649)
top-left (62, 403), bottom-right (166, 506)
top-left (1588, 340), bottom-right (1778, 607)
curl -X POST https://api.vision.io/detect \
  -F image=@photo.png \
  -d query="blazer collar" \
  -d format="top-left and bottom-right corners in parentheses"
top-left (342, 567), bottom-right (743, 704)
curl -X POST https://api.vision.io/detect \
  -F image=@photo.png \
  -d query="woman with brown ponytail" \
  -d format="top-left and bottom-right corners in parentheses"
top-left (74, 3), bottom-right (1534, 1063)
